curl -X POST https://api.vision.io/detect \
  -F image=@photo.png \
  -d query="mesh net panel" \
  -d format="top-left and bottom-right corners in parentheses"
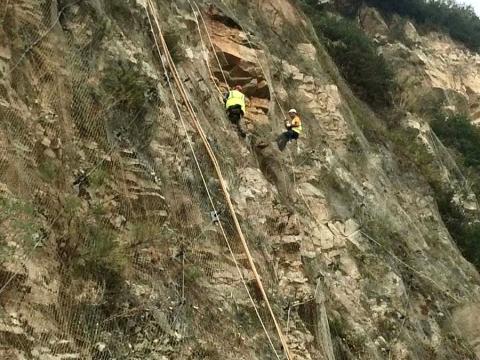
top-left (0, 0), bottom-right (286, 358)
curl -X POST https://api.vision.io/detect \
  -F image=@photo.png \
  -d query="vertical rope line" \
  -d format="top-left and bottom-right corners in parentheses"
top-left (191, 0), bottom-right (230, 89)
top-left (146, 1), bottom-right (292, 358)
top-left (145, 7), bottom-right (282, 359)
top-left (188, 0), bottom-right (223, 95)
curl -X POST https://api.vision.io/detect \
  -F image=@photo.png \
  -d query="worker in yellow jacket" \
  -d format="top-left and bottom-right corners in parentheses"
top-left (277, 109), bottom-right (303, 151)
top-left (224, 85), bottom-right (247, 137)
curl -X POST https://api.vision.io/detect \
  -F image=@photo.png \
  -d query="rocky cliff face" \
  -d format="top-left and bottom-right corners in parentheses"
top-left (360, 6), bottom-right (480, 123)
top-left (1, 1), bottom-right (480, 359)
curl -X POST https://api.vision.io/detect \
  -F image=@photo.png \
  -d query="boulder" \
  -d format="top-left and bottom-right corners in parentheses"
top-left (359, 7), bottom-right (389, 37)
top-left (297, 43), bottom-right (317, 61)
top-left (403, 21), bottom-right (421, 44)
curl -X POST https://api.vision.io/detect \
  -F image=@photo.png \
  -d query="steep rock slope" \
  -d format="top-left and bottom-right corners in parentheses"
top-left (1, 0), bottom-right (480, 359)
top-left (360, 6), bottom-right (480, 122)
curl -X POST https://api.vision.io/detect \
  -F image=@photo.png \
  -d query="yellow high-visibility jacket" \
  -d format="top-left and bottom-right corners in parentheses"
top-left (225, 90), bottom-right (246, 114)
top-left (289, 115), bottom-right (303, 134)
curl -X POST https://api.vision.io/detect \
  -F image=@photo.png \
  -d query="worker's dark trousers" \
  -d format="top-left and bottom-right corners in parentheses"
top-left (227, 105), bottom-right (246, 137)
top-left (277, 129), bottom-right (299, 151)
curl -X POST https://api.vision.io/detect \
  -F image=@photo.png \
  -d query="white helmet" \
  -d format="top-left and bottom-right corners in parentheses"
top-left (288, 108), bottom-right (297, 114)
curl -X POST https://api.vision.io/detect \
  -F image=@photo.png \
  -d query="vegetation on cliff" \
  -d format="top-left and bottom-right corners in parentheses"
top-left (300, 0), bottom-right (480, 272)
top-left (304, 0), bottom-right (480, 51)
top-left (364, 0), bottom-right (480, 51)
top-left (432, 114), bottom-right (480, 170)
top-left (430, 113), bottom-right (480, 269)
top-left (298, 3), bottom-right (395, 108)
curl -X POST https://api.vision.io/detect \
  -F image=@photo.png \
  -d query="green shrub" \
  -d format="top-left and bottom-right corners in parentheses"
top-left (89, 168), bottom-right (108, 188)
top-left (0, 198), bottom-right (35, 220)
top-left (100, 60), bottom-right (159, 147)
top-left (105, 1), bottom-right (131, 22)
top-left (131, 221), bottom-right (159, 245)
top-left (74, 223), bottom-right (126, 279)
top-left (434, 189), bottom-right (480, 269)
top-left (184, 265), bottom-right (203, 284)
top-left (390, 127), bottom-right (437, 171)
top-left (91, 201), bottom-right (107, 220)
top-left (383, 117), bottom-right (480, 269)
top-left (431, 113), bottom-right (480, 169)
top-left (0, 242), bottom-right (13, 263)
top-left (0, 198), bottom-right (42, 247)
top-left (164, 32), bottom-right (185, 64)
top-left (460, 223), bottom-right (480, 267)
top-left (309, 14), bottom-right (394, 108)
top-left (39, 159), bottom-right (59, 182)
top-left (426, 113), bottom-right (480, 268)
top-left (66, 221), bottom-right (127, 340)
top-left (102, 60), bottom-right (158, 115)
top-left (64, 195), bottom-right (83, 216)
top-left (81, 224), bottom-right (117, 258)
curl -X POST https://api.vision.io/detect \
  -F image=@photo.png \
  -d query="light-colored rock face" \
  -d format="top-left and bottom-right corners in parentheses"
top-left (415, 35), bottom-right (480, 96)
top-left (297, 43), bottom-right (317, 61)
top-left (206, 11), bottom-right (271, 126)
top-left (1, 0), bottom-right (480, 359)
top-left (453, 304), bottom-right (480, 358)
top-left (360, 6), bottom-right (480, 214)
top-left (363, 6), bottom-right (480, 123)
top-left (359, 7), bottom-right (389, 38)
top-left (403, 20), bottom-right (421, 45)
top-left (259, 0), bottom-right (304, 28)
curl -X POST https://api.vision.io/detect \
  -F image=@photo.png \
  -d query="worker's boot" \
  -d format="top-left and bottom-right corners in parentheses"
top-left (236, 123), bottom-right (247, 138)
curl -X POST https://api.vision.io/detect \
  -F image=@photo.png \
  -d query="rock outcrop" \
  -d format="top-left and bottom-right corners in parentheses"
top-left (359, 6), bottom-right (480, 123)
top-left (1, 0), bottom-right (480, 359)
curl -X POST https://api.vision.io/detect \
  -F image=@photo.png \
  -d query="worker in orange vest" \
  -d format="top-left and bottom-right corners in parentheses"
top-left (277, 109), bottom-right (303, 151)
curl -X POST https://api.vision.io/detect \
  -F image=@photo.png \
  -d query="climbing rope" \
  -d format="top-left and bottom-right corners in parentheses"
top-left (194, 1), bottom-right (230, 89)
top-left (188, 0), bottom-right (223, 96)
top-left (216, 0), bottom-right (287, 120)
top-left (146, 8), bottom-right (287, 359)
top-left (189, 0), bottom-right (230, 91)
top-left (185, 4), bottom-right (479, 358)
top-left (190, 0), bottom-right (310, 292)
top-left (145, 1), bottom-right (293, 358)
top-left (145, 8), bottom-right (281, 359)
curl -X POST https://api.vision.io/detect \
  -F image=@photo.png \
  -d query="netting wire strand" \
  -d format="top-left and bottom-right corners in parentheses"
top-left (145, 5), bottom-right (282, 359)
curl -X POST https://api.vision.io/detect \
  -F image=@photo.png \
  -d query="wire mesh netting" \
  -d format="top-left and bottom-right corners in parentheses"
top-left (0, 1), bottom-right (288, 358)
